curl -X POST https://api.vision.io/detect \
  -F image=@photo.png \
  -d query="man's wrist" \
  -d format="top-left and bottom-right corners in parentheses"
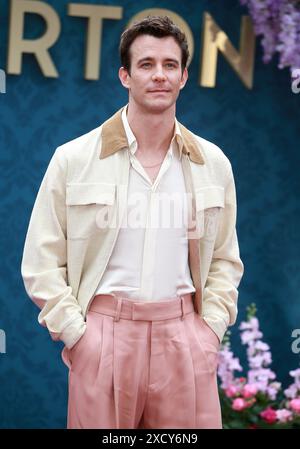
top-left (202, 315), bottom-right (228, 344)
top-left (50, 315), bottom-right (87, 349)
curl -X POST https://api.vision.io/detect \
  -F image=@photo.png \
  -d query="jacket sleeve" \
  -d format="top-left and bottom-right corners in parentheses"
top-left (202, 162), bottom-right (244, 343)
top-left (21, 147), bottom-right (86, 349)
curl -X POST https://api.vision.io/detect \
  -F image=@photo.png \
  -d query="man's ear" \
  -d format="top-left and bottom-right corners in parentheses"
top-left (179, 67), bottom-right (188, 90)
top-left (119, 67), bottom-right (131, 89)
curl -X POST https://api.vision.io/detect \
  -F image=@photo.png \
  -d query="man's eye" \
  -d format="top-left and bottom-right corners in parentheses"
top-left (166, 63), bottom-right (176, 68)
top-left (141, 63), bottom-right (151, 68)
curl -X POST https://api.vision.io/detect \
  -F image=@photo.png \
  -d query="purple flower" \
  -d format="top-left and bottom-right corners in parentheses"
top-left (267, 382), bottom-right (282, 400)
top-left (253, 341), bottom-right (270, 351)
top-left (239, 317), bottom-right (259, 331)
top-left (284, 366), bottom-right (300, 399)
top-left (239, 312), bottom-right (280, 398)
top-left (284, 384), bottom-right (299, 399)
top-left (241, 330), bottom-right (263, 344)
top-left (239, 0), bottom-right (300, 79)
top-left (290, 368), bottom-right (300, 380)
top-left (217, 343), bottom-right (243, 389)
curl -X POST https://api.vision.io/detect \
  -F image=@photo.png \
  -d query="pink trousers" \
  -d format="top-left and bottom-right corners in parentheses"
top-left (61, 293), bottom-right (222, 429)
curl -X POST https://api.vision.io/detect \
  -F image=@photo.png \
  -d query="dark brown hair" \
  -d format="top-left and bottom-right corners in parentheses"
top-left (119, 15), bottom-right (189, 74)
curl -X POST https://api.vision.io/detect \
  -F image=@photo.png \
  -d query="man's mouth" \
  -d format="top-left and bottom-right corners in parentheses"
top-left (148, 90), bottom-right (170, 93)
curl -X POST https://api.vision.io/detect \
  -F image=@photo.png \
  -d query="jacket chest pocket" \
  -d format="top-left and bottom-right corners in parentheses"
top-left (66, 183), bottom-right (116, 240)
top-left (195, 186), bottom-right (225, 242)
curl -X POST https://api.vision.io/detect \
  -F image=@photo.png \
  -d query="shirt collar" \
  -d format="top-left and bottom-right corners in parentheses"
top-left (121, 104), bottom-right (184, 159)
top-left (99, 106), bottom-right (205, 165)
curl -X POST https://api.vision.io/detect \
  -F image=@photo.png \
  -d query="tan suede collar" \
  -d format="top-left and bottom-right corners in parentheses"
top-left (99, 107), bottom-right (205, 165)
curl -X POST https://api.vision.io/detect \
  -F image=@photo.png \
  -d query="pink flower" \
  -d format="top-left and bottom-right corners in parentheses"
top-left (225, 385), bottom-right (239, 397)
top-left (260, 407), bottom-right (277, 424)
top-left (289, 398), bottom-right (300, 413)
top-left (242, 384), bottom-right (258, 398)
top-left (232, 398), bottom-right (248, 411)
top-left (276, 409), bottom-right (293, 423)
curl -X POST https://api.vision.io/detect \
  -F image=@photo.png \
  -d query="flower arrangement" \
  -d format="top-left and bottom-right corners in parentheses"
top-left (217, 303), bottom-right (300, 428)
top-left (239, 0), bottom-right (300, 78)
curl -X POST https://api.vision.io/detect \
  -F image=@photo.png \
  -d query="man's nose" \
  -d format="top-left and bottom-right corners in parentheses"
top-left (152, 67), bottom-right (167, 81)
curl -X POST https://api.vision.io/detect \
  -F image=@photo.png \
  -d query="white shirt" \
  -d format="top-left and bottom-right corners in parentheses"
top-left (93, 105), bottom-right (196, 301)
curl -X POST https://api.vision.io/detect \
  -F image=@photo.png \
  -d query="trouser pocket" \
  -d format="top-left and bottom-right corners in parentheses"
top-left (61, 346), bottom-right (72, 369)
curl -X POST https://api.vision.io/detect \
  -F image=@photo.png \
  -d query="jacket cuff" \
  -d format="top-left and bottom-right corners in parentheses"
top-left (202, 315), bottom-right (228, 344)
top-left (49, 315), bottom-right (87, 349)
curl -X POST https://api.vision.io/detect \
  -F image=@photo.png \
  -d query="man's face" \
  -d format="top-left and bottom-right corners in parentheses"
top-left (119, 34), bottom-right (188, 113)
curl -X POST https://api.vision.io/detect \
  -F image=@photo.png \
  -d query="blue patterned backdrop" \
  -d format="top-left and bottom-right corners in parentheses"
top-left (0, 0), bottom-right (299, 428)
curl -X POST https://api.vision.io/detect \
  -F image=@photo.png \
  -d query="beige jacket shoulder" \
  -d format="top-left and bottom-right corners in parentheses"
top-left (21, 107), bottom-right (244, 348)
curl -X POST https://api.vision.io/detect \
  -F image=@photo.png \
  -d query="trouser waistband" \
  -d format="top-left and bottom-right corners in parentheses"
top-left (89, 293), bottom-right (195, 322)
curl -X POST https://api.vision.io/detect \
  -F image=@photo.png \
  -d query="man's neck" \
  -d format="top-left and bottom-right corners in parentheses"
top-left (126, 102), bottom-right (176, 155)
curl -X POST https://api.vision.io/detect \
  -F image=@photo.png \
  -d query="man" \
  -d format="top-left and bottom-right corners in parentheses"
top-left (21, 16), bottom-right (244, 429)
